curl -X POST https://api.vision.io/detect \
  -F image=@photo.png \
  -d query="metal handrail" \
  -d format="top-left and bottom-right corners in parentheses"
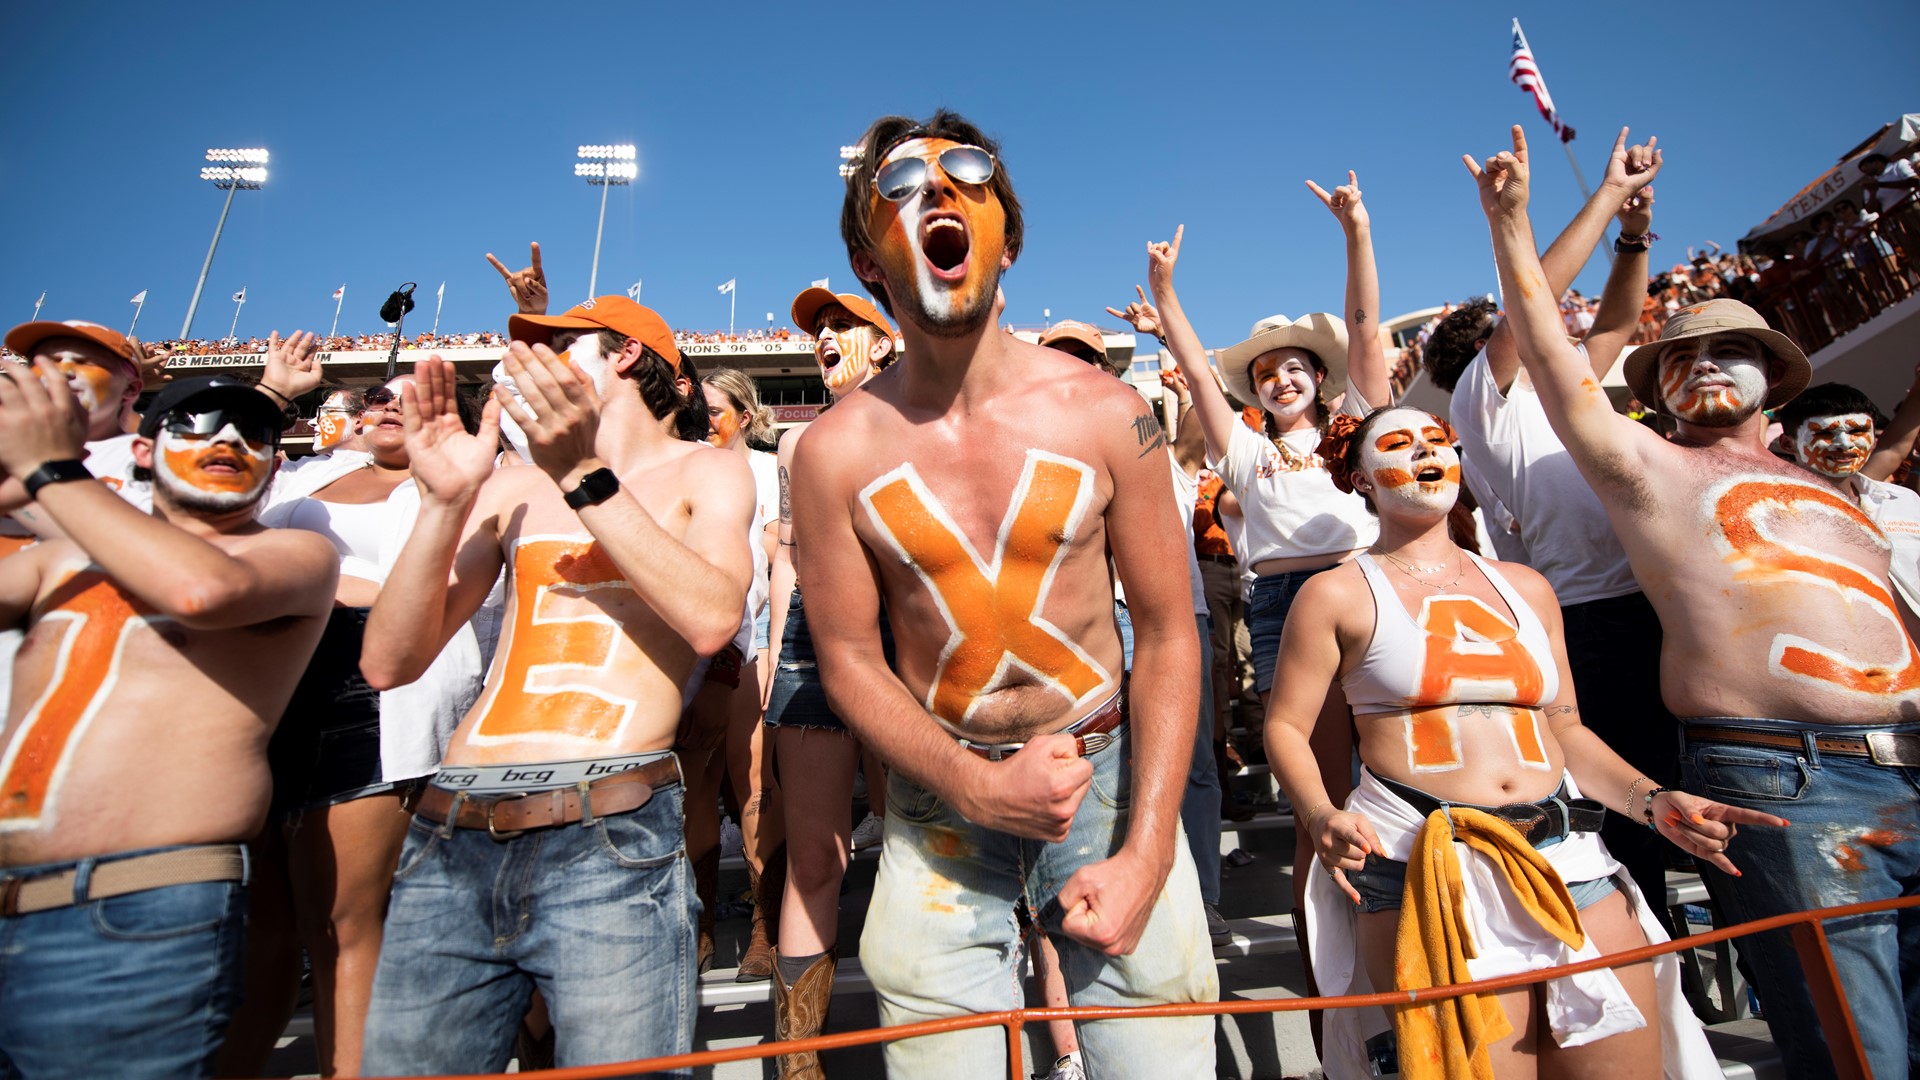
top-left (336, 892), bottom-right (1917, 1080)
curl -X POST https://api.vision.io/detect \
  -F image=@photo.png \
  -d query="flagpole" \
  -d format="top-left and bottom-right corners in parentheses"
top-left (228, 292), bottom-right (244, 345)
top-left (32, 292), bottom-right (45, 321)
top-left (729, 288), bottom-right (736, 336)
top-left (1562, 144), bottom-right (1614, 269)
top-left (331, 288), bottom-right (344, 338)
top-left (432, 283), bottom-right (444, 337)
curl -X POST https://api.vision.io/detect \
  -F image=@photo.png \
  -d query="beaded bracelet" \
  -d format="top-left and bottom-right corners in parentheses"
top-left (1641, 787), bottom-right (1671, 829)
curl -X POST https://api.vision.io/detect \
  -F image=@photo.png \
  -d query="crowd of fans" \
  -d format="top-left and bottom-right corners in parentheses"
top-left (4, 110), bottom-right (1919, 1080)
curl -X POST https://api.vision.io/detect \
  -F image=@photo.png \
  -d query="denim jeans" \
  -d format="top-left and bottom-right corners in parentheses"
top-left (1181, 614), bottom-right (1222, 907)
top-left (861, 723), bottom-right (1218, 1079)
top-left (0, 847), bottom-right (249, 1080)
top-left (1247, 567), bottom-right (1334, 695)
top-left (1681, 721), bottom-right (1920, 1080)
top-left (361, 787), bottom-right (696, 1077)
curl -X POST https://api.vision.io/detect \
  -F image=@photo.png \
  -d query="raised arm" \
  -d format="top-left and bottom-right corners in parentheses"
top-left (1160, 369), bottom-right (1206, 477)
top-left (1471, 126), bottom-right (1659, 482)
top-left (1308, 171), bottom-right (1391, 409)
top-left (499, 342), bottom-right (751, 655)
top-left (362, 357), bottom-right (507, 688)
top-left (1133, 227), bottom-right (1239, 465)
top-left (486, 242), bottom-right (549, 316)
top-left (1865, 364), bottom-right (1920, 481)
top-left (0, 357), bottom-right (338, 630)
top-left (1484, 129), bottom-right (1661, 390)
top-left (1583, 180), bottom-right (1658, 375)
top-left (255, 330), bottom-right (324, 410)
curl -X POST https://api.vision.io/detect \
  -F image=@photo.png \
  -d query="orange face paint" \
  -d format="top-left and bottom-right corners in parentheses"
top-left (0, 568), bottom-right (160, 830)
top-left (1713, 478), bottom-right (1920, 696)
top-left (156, 430), bottom-right (270, 494)
top-left (315, 410), bottom-right (354, 451)
top-left (869, 138), bottom-right (1006, 332)
top-left (859, 451), bottom-right (1113, 725)
top-left (1401, 704), bottom-right (1550, 773)
top-left (466, 538), bottom-right (654, 747)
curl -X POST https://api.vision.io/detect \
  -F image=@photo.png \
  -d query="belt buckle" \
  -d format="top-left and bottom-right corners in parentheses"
top-left (1492, 803), bottom-right (1550, 845)
top-left (1075, 732), bottom-right (1115, 757)
top-left (485, 799), bottom-right (526, 842)
top-left (1866, 731), bottom-right (1920, 767)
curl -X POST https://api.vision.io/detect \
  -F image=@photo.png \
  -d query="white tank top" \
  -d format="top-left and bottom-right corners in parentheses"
top-left (285, 497), bottom-right (392, 567)
top-left (1340, 551), bottom-right (1559, 715)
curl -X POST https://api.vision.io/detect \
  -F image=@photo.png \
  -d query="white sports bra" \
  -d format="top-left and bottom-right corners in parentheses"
top-left (1340, 551), bottom-right (1559, 715)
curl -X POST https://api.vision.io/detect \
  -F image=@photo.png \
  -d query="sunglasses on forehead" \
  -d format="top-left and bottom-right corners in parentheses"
top-left (161, 406), bottom-right (281, 447)
top-left (873, 145), bottom-right (996, 202)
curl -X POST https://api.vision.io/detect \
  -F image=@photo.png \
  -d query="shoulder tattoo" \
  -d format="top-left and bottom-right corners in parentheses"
top-left (1132, 411), bottom-right (1168, 458)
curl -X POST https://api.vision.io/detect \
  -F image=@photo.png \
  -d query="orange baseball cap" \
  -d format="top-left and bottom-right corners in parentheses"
top-left (5, 319), bottom-right (144, 391)
top-left (790, 287), bottom-right (894, 338)
top-left (508, 296), bottom-right (681, 372)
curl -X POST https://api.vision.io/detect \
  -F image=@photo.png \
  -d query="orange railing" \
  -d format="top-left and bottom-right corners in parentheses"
top-left (348, 893), bottom-right (1918, 1080)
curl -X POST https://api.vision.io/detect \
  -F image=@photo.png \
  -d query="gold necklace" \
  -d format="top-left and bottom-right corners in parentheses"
top-left (1378, 548), bottom-right (1465, 592)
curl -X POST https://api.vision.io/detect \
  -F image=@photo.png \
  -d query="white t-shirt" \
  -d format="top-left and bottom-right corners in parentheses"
top-left (1871, 159), bottom-right (1918, 214)
top-left (730, 447), bottom-right (779, 653)
top-left (1214, 393), bottom-right (1378, 567)
top-left (1449, 349), bottom-right (1639, 606)
top-left (1854, 474), bottom-right (1920, 616)
top-left (1167, 457), bottom-right (1211, 618)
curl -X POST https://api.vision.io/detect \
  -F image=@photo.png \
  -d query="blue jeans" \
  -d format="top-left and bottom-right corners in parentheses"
top-left (1681, 719), bottom-right (1920, 1080)
top-left (0, 847), bottom-right (249, 1080)
top-left (1181, 614), bottom-right (1222, 907)
top-left (361, 787), bottom-right (696, 1077)
top-left (1246, 567), bottom-right (1334, 695)
top-left (861, 723), bottom-right (1217, 1079)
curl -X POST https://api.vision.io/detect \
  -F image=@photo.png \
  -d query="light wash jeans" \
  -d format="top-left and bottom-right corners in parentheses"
top-left (1681, 719), bottom-right (1920, 1080)
top-left (861, 723), bottom-right (1218, 1079)
top-left (0, 846), bottom-right (249, 1080)
top-left (361, 787), bottom-right (696, 1077)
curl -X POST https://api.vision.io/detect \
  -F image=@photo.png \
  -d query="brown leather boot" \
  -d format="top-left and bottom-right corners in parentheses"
top-left (772, 948), bottom-right (836, 1079)
top-left (694, 846), bottom-right (719, 975)
top-left (738, 856), bottom-right (785, 982)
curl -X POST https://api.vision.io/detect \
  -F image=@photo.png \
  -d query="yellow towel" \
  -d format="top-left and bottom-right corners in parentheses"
top-left (1390, 807), bottom-right (1586, 1080)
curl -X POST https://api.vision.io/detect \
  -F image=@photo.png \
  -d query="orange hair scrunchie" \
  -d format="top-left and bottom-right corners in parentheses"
top-left (1321, 412), bottom-right (1366, 493)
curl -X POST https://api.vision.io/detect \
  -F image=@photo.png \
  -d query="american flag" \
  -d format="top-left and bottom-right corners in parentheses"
top-left (1509, 19), bottom-right (1574, 144)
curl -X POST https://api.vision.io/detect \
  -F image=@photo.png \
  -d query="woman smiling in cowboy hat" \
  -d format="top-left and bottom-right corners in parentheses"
top-left (1113, 171), bottom-right (1399, 950)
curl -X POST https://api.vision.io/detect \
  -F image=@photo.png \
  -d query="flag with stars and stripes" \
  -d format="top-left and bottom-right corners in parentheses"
top-left (1509, 19), bottom-right (1574, 144)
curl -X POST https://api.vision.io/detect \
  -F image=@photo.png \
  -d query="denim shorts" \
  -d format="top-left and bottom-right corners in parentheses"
top-left (764, 587), bottom-right (895, 733)
top-left (1246, 565), bottom-right (1339, 695)
top-left (269, 606), bottom-right (387, 816)
top-left (752, 605), bottom-right (771, 653)
top-left (1345, 846), bottom-right (1621, 915)
top-left (0, 846), bottom-right (250, 1080)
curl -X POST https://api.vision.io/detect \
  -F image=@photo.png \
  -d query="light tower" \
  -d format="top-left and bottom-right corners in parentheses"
top-left (181, 148), bottom-right (268, 339)
top-left (575, 144), bottom-right (637, 299)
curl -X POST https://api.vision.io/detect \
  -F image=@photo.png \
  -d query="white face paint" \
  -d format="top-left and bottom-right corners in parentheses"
top-left (813, 307), bottom-right (890, 397)
top-left (868, 137), bottom-right (1006, 338)
top-left (1795, 412), bottom-right (1877, 479)
top-left (551, 329), bottom-right (616, 394)
top-left (1358, 408), bottom-right (1460, 516)
top-left (1250, 349), bottom-right (1318, 425)
top-left (152, 423), bottom-right (274, 512)
top-left (1657, 334), bottom-right (1770, 426)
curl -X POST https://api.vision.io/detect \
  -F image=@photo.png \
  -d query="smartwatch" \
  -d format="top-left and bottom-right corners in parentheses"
top-left (23, 459), bottom-right (93, 499)
top-left (563, 467), bottom-right (621, 510)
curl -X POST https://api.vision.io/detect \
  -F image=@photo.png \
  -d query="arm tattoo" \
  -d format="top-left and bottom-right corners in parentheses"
top-left (1352, 308), bottom-right (1368, 327)
top-left (1132, 412), bottom-right (1168, 458)
top-left (778, 465), bottom-right (792, 524)
top-left (1543, 705), bottom-right (1578, 717)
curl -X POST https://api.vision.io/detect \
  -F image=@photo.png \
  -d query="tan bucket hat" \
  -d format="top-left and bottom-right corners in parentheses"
top-left (1216, 313), bottom-right (1348, 409)
top-left (1624, 298), bottom-right (1810, 413)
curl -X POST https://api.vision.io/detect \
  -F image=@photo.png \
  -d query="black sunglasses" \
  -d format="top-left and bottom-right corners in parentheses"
top-left (872, 145), bottom-right (996, 202)
top-left (362, 387), bottom-right (397, 407)
top-left (161, 407), bottom-right (281, 447)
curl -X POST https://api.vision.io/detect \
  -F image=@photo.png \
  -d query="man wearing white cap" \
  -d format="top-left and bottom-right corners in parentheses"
top-left (1473, 125), bottom-right (1919, 1080)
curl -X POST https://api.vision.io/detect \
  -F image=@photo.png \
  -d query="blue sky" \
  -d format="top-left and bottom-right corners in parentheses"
top-left (5, 1), bottom-right (1915, 350)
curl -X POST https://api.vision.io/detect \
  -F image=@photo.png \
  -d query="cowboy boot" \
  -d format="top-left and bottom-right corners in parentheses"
top-left (694, 846), bottom-right (719, 975)
top-left (772, 948), bottom-right (836, 1079)
top-left (738, 854), bottom-right (785, 982)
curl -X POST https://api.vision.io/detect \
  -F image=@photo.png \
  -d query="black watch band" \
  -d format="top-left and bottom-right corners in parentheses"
top-left (23, 459), bottom-right (93, 499)
top-left (562, 467), bottom-right (620, 510)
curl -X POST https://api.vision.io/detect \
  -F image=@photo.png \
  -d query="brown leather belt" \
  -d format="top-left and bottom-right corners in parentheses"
top-left (411, 756), bottom-right (682, 839)
top-left (0, 844), bottom-right (246, 918)
top-left (1686, 726), bottom-right (1920, 768)
top-left (957, 690), bottom-right (1127, 762)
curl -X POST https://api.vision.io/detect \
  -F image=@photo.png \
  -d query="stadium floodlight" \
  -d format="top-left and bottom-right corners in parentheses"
top-left (182, 147), bottom-right (270, 338)
top-left (577, 143), bottom-right (638, 298)
top-left (837, 143), bottom-right (864, 180)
